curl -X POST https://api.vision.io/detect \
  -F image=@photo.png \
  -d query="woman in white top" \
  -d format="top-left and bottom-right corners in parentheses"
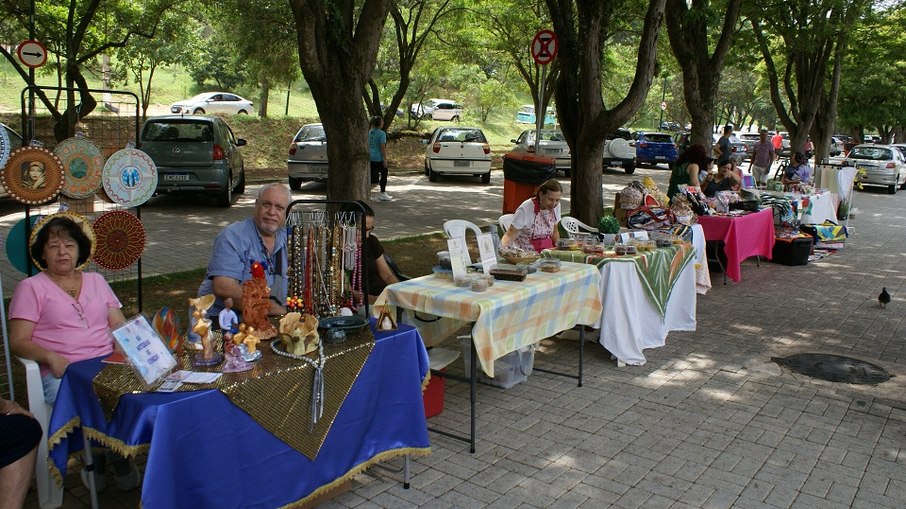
top-left (500, 179), bottom-right (562, 252)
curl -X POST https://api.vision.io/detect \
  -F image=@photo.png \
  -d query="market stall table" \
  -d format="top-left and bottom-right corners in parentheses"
top-left (544, 243), bottom-right (696, 366)
top-left (697, 208), bottom-right (775, 283)
top-left (777, 190), bottom-right (839, 225)
top-left (374, 262), bottom-right (602, 451)
top-left (46, 323), bottom-right (430, 509)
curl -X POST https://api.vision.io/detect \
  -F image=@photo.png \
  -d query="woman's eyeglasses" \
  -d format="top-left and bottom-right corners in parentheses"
top-left (71, 302), bottom-right (88, 328)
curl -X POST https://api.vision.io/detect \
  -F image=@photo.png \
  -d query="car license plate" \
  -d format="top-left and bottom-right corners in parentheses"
top-left (164, 173), bottom-right (190, 182)
top-left (545, 149), bottom-right (560, 155)
top-left (453, 160), bottom-right (470, 167)
top-left (655, 155), bottom-right (666, 159)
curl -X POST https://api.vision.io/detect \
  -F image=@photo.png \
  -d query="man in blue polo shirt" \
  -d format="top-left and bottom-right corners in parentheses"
top-left (198, 183), bottom-right (291, 320)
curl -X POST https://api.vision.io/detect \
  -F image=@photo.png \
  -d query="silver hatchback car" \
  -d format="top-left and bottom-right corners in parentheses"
top-left (844, 144), bottom-right (906, 194)
top-left (510, 129), bottom-right (571, 176)
top-left (287, 123), bottom-right (328, 189)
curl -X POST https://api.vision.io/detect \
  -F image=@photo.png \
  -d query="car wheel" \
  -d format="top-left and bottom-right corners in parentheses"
top-left (193, 108), bottom-right (205, 115)
top-left (562, 168), bottom-right (571, 178)
top-left (289, 177), bottom-right (302, 191)
top-left (888, 183), bottom-right (897, 194)
top-left (900, 175), bottom-right (906, 190)
top-left (428, 167), bottom-right (438, 182)
top-left (237, 110), bottom-right (249, 115)
top-left (217, 176), bottom-right (234, 207)
top-left (481, 171), bottom-right (491, 184)
top-left (452, 115), bottom-right (460, 122)
top-left (424, 161), bottom-right (430, 177)
top-left (234, 168), bottom-right (246, 195)
top-left (667, 162), bottom-right (675, 170)
top-left (624, 163), bottom-right (636, 175)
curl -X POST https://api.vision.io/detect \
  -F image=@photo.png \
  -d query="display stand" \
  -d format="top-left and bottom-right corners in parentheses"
top-left (14, 86), bottom-right (145, 313)
top-left (285, 199), bottom-right (370, 318)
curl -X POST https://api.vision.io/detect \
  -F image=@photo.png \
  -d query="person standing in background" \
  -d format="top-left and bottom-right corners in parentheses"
top-left (772, 131), bottom-right (783, 158)
top-left (369, 116), bottom-right (392, 202)
top-left (750, 129), bottom-right (777, 188)
top-left (713, 125), bottom-right (733, 166)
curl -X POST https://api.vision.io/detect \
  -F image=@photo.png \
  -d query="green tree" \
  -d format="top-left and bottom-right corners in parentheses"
top-left (114, 14), bottom-right (199, 118)
top-left (746, 0), bottom-right (868, 160)
top-left (665, 0), bottom-right (742, 149)
top-left (0, 0), bottom-right (177, 140)
top-left (547, 0), bottom-right (667, 225)
top-left (288, 0), bottom-right (392, 202)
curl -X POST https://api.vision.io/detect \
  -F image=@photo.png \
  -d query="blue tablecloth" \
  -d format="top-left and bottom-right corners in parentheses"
top-left (47, 323), bottom-right (431, 508)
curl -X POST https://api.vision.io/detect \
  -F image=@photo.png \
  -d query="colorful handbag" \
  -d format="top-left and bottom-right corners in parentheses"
top-left (627, 206), bottom-right (676, 230)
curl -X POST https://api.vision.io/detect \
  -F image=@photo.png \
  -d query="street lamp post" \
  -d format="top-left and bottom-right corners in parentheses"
top-left (657, 76), bottom-right (666, 129)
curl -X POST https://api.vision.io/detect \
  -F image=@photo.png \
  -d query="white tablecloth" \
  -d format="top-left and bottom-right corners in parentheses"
top-left (593, 259), bottom-right (697, 366)
top-left (790, 191), bottom-right (839, 225)
top-left (690, 223), bottom-right (710, 294)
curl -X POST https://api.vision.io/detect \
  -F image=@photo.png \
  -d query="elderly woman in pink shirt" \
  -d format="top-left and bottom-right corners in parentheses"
top-left (9, 213), bottom-right (125, 404)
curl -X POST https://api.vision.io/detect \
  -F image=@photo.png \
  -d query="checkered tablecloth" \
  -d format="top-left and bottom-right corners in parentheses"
top-left (373, 262), bottom-right (602, 377)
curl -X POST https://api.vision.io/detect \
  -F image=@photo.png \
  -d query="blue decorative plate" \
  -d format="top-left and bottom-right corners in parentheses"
top-left (318, 315), bottom-right (369, 331)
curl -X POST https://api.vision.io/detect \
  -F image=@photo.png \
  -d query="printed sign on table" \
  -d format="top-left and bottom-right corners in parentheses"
top-left (447, 238), bottom-right (469, 280)
top-left (477, 232), bottom-right (498, 274)
top-left (111, 314), bottom-right (177, 389)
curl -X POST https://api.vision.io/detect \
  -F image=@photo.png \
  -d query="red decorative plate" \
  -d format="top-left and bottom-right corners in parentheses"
top-left (92, 210), bottom-right (146, 271)
top-left (0, 147), bottom-right (65, 205)
top-left (54, 137), bottom-right (104, 199)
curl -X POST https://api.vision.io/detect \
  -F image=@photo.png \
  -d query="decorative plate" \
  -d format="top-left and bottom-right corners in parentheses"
top-left (318, 315), bottom-right (369, 331)
top-left (102, 148), bottom-right (158, 207)
top-left (29, 212), bottom-right (96, 271)
top-left (0, 147), bottom-right (64, 205)
top-left (92, 210), bottom-right (146, 271)
top-left (5, 216), bottom-right (42, 275)
top-left (0, 124), bottom-right (11, 171)
top-left (54, 137), bottom-right (104, 199)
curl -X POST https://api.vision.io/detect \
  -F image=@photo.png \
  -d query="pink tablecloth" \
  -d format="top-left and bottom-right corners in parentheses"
top-left (697, 208), bottom-right (775, 282)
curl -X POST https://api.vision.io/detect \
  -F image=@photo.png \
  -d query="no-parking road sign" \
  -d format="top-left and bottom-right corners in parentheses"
top-left (17, 40), bottom-right (47, 69)
top-left (531, 30), bottom-right (558, 65)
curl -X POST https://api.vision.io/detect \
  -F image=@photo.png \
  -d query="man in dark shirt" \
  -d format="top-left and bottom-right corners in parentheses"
top-left (714, 125), bottom-right (733, 166)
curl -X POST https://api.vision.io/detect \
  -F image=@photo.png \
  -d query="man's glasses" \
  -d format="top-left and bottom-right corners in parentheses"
top-left (72, 302), bottom-right (88, 328)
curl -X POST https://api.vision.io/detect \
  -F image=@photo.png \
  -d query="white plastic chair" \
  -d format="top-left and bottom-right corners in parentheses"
top-left (498, 214), bottom-right (514, 235)
top-left (19, 357), bottom-right (64, 509)
top-left (560, 216), bottom-right (599, 239)
top-left (443, 219), bottom-right (484, 265)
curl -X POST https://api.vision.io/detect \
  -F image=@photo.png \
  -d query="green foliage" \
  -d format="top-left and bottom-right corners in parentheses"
top-left (598, 215), bottom-right (621, 235)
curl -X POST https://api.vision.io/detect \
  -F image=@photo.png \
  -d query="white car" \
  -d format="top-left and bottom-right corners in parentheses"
top-left (830, 136), bottom-right (844, 157)
top-left (844, 144), bottom-right (906, 194)
top-left (410, 98), bottom-right (462, 121)
top-left (510, 129), bottom-right (571, 176)
top-left (170, 92), bottom-right (254, 115)
top-left (286, 123), bottom-right (328, 189)
top-left (423, 127), bottom-right (492, 184)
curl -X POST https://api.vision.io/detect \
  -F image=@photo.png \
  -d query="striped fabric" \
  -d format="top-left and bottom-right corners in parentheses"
top-left (543, 244), bottom-right (695, 318)
top-left (373, 263), bottom-right (602, 377)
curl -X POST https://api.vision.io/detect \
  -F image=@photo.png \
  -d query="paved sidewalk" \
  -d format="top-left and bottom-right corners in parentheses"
top-left (15, 164), bottom-right (906, 508)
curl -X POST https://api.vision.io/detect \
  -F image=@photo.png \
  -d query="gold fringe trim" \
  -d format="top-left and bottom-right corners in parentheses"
top-left (421, 370), bottom-right (431, 392)
top-left (279, 447), bottom-right (431, 509)
top-left (47, 415), bottom-right (81, 451)
top-left (81, 427), bottom-right (151, 459)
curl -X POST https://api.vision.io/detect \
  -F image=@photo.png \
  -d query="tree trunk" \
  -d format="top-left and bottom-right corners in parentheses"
top-left (259, 79), bottom-right (270, 118)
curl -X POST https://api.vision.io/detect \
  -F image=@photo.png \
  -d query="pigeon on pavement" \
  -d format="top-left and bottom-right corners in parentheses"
top-left (878, 287), bottom-right (891, 308)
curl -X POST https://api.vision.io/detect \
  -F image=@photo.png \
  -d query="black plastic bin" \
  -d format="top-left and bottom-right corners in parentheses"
top-left (772, 235), bottom-right (813, 266)
top-left (502, 154), bottom-right (557, 184)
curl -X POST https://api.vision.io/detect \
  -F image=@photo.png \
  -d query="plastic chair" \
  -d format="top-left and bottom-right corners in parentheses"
top-left (19, 357), bottom-right (64, 509)
top-left (443, 219), bottom-right (484, 243)
top-left (498, 214), bottom-right (514, 235)
top-left (560, 216), bottom-right (599, 239)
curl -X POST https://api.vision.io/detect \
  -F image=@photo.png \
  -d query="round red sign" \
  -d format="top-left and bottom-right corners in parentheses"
top-left (531, 30), bottom-right (558, 66)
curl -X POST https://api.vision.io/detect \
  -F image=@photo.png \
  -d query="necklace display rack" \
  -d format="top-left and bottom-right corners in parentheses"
top-left (286, 200), bottom-right (371, 320)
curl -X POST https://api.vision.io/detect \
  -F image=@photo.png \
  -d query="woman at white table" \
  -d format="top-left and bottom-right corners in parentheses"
top-left (701, 159), bottom-right (741, 197)
top-left (500, 179), bottom-right (562, 253)
top-left (782, 151), bottom-right (813, 191)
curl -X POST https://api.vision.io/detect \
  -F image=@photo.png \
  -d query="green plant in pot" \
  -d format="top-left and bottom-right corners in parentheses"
top-left (598, 215), bottom-right (620, 244)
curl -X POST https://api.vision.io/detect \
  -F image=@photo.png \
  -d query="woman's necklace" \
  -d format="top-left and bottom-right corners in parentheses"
top-left (47, 272), bottom-right (81, 298)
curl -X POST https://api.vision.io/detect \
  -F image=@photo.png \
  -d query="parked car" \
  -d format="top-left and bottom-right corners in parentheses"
top-left (410, 98), bottom-right (462, 121)
top-left (515, 105), bottom-right (557, 125)
top-left (829, 137), bottom-right (844, 157)
top-left (169, 92), bottom-right (254, 115)
top-left (632, 131), bottom-right (678, 168)
top-left (603, 128), bottom-right (636, 174)
top-left (863, 134), bottom-right (881, 144)
top-left (737, 132), bottom-right (761, 154)
top-left (423, 127), bottom-right (492, 184)
top-left (287, 123), bottom-right (327, 189)
top-left (777, 132), bottom-right (792, 156)
top-left (659, 121), bottom-right (680, 131)
top-left (510, 129), bottom-right (571, 176)
top-left (712, 133), bottom-right (749, 161)
top-left (843, 144), bottom-right (906, 194)
top-left (0, 122), bottom-right (25, 199)
top-left (139, 115), bottom-right (246, 207)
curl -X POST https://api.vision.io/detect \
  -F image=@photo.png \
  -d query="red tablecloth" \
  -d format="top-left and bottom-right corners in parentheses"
top-left (697, 208), bottom-right (775, 282)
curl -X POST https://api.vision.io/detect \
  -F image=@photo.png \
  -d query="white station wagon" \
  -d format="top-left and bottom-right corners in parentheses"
top-left (423, 127), bottom-right (492, 184)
